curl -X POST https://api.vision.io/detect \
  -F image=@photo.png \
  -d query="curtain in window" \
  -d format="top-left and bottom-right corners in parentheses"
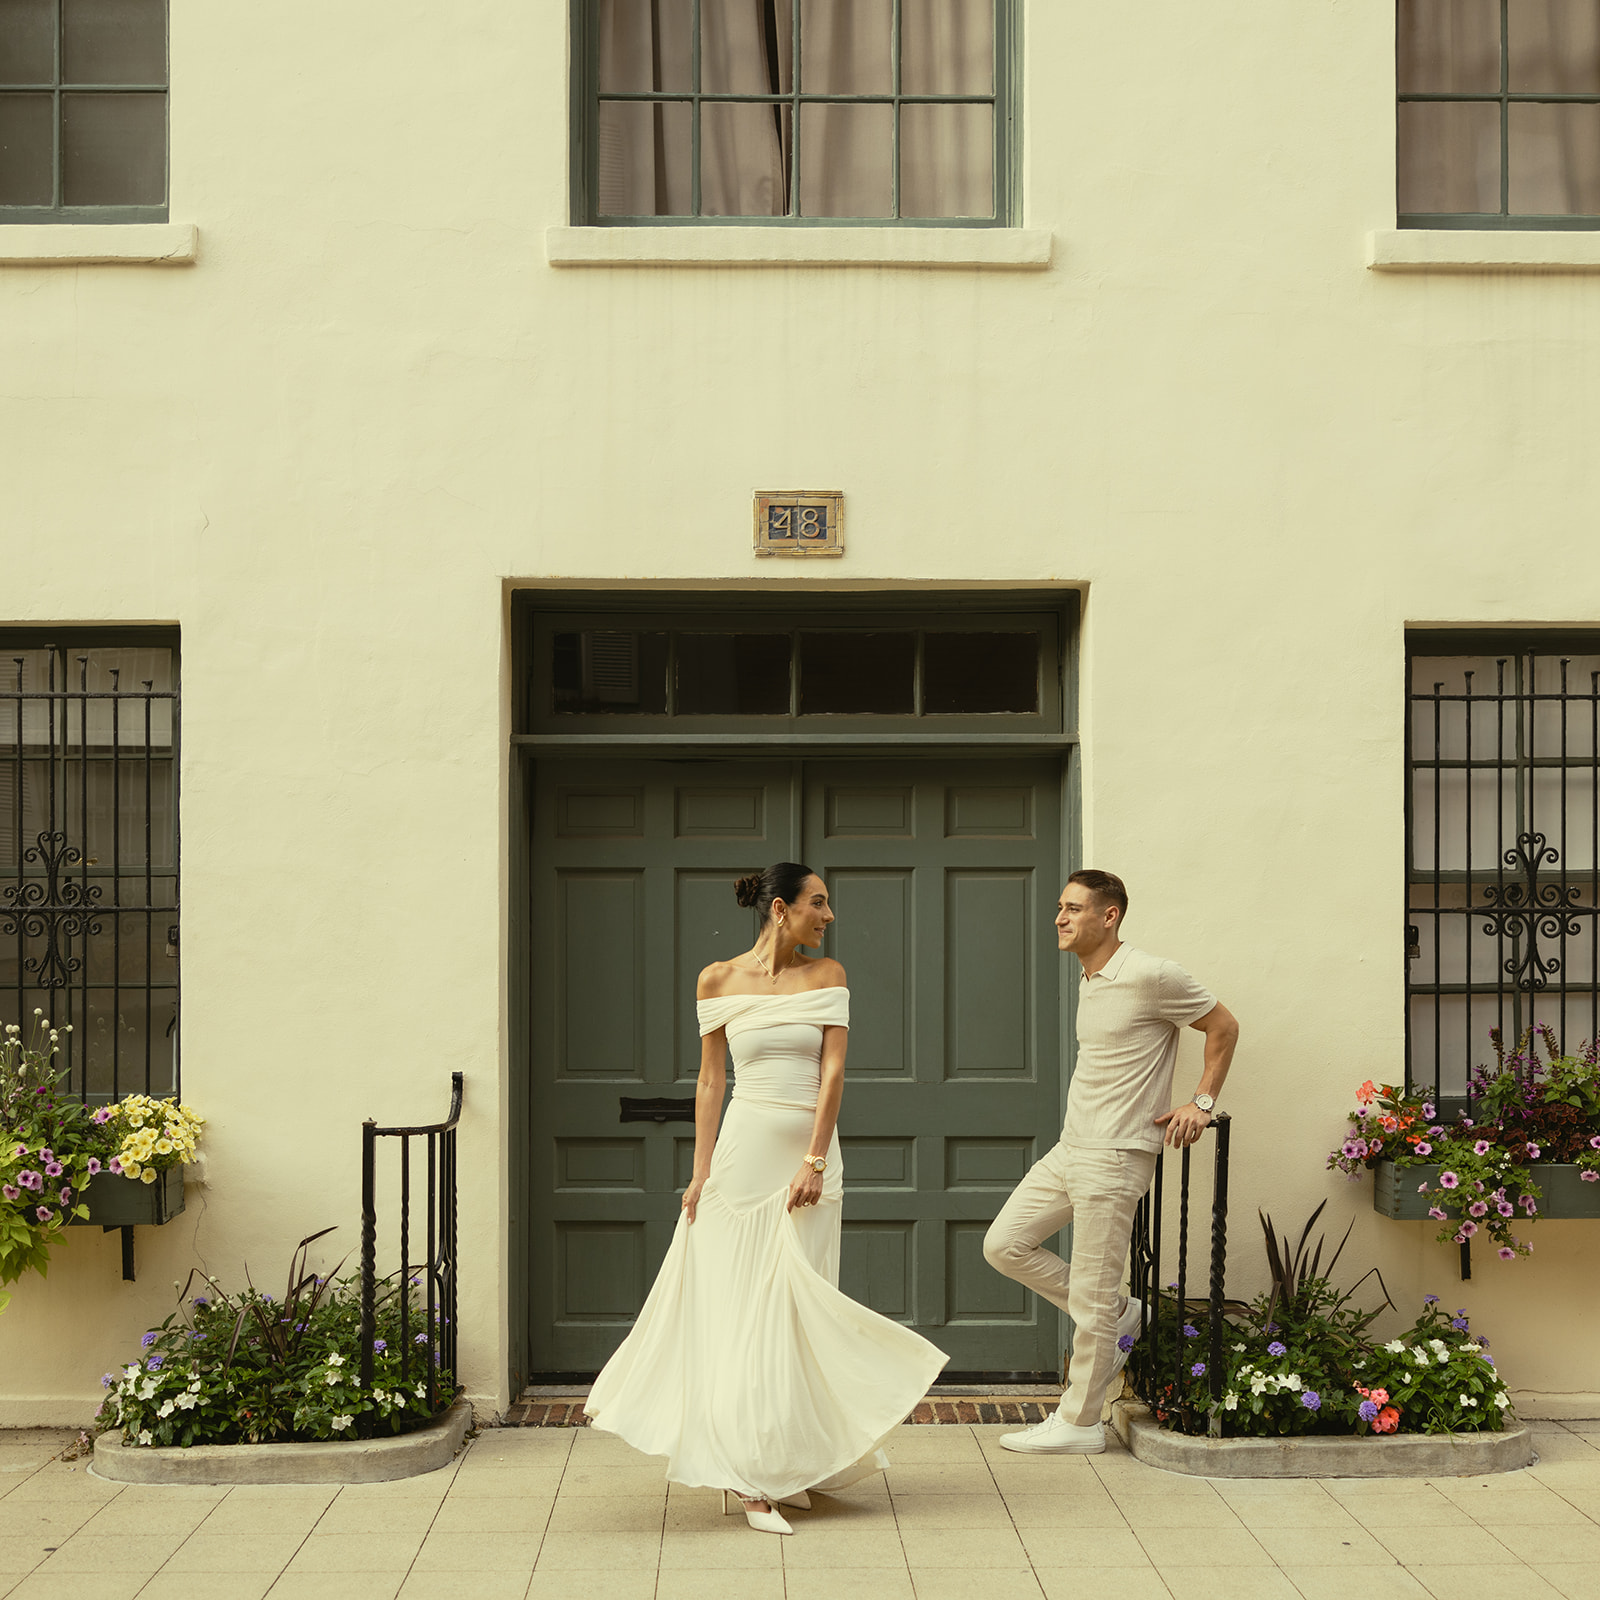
top-left (595, 0), bottom-right (993, 218)
top-left (1399, 0), bottom-right (1600, 217)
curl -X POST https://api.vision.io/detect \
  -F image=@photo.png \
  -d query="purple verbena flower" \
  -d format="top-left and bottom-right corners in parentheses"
top-left (100, 1373), bottom-right (114, 1388)
top-left (1300, 1391), bottom-right (1321, 1411)
top-left (1451, 1316), bottom-right (1469, 1331)
top-left (1423, 1294), bottom-right (1439, 1305)
top-left (192, 1296), bottom-right (209, 1308)
top-left (415, 1333), bottom-right (429, 1345)
top-left (146, 1356), bottom-right (163, 1371)
top-left (1267, 1341), bottom-right (1287, 1357)
top-left (1117, 1334), bottom-right (1135, 1353)
top-left (373, 1339), bottom-right (387, 1353)
top-left (1358, 1399), bottom-right (1379, 1422)
top-left (1182, 1324), bottom-right (1199, 1338)
top-left (141, 1331), bottom-right (157, 1347)
top-left (1190, 1362), bottom-right (1206, 1377)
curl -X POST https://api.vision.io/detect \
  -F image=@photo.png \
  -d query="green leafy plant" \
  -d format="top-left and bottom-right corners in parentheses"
top-left (98, 1229), bottom-right (455, 1447)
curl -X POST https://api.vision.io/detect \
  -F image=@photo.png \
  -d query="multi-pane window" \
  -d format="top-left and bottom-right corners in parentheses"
top-left (1407, 639), bottom-right (1600, 1102)
top-left (1398, 0), bottom-right (1600, 228)
top-left (0, 638), bottom-right (179, 1102)
top-left (577, 0), bottom-right (1012, 224)
top-left (0, 0), bottom-right (168, 221)
top-left (525, 608), bottom-right (1060, 732)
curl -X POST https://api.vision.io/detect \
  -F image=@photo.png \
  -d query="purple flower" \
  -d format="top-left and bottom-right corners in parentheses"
top-left (192, 1296), bottom-right (209, 1308)
top-left (1481, 1353), bottom-right (1495, 1367)
top-left (58, 1186), bottom-right (70, 1205)
top-left (39, 1148), bottom-right (52, 1162)
top-left (1456, 1309), bottom-right (1467, 1317)
top-left (1520, 1195), bottom-right (1538, 1214)
top-left (141, 1332), bottom-right (157, 1347)
top-left (1451, 1316), bottom-right (1469, 1331)
top-left (1462, 1117), bottom-right (1474, 1128)
top-left (1341, 1141), bottom-right (1362, 1160)
top-left (12, 1144), bottom-right (26, 1158)
top-left (1498, 1199), bottom-right (1515, 1214)
top-left (1117, 1334), bottom-right (1135, 1353)
top-left (1300, 1392), bottom-right (1321, 1411)
top-left (91, 1107), bottom-right (112, 1124)
top-left (1468, 1201), bottom-right (1488, 1218)
top-left (1423, 1294), bottom-right (1439, 1304)
top-left (100, 1373), bottom-right (114, 1389)
top-left (415, 1334), bottom-right (429, 1345)
top-left (1581, 1171), bottom-right (1599, 1184)
top-left (1183, 1324), bottom-right (1199, 1338)
top-left (1429, 1206), bottom-right (1448, 1221)
top-left (1, 1185), bottom-right (17, 1202)
top-left (1190, 1362), bottom-right (1206, 1377)
top-left (18, 1170), bottom-right (42, 1191)
top-left (1498, 1246), bottom-right (1516, 1260)
top-left (1422, 1102), bottom-right (1436, 1120)
top-left (1590, 1136), bottom-right (1600, 1151)
top-left (35, 1206), bottom-right (52, 1222)
top-left (43, 1161), bottom-right (62, 1178)
top-left (1473, 1140), bottom-right (1491, 1155)
top-left (1415, 1142), bottom-right (1433, 1156)
top-left (1358, 1399), bottom-right (1379, 1422)
top-left (1440, 1172), bottom-right (1459, 1189)
top-left (1527, 1144), bottom-right (1542, 1160)
top-left (373, 1339), bottom-right (388, 1353)
top-left (1267, 1341), bottom-right (1287, 1357)
top-left (108, 1158), bottom-right (122, 1175)
top-left (87, 1157), bottom-right (101, 1175)
top-left (1459, 1221), bottom-right (1479, 1238)
top-left (147, 1356), bottom-right (163, 1371)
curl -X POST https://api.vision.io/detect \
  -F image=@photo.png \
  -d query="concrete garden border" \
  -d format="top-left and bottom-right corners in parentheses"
top-left (90, 1397), bottom-right (473, 1485)
top-left (1111, 1400), bottom-right (1536, 1478)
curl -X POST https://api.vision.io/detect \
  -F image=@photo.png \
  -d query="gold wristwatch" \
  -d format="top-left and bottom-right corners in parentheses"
top-left (803, 1154), bottom-right (827, 1173)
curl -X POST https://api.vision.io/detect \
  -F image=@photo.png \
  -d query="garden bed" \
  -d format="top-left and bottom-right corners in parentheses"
top-left (1374, 1160), bottom-right (1600, 1221)
top-left (1112, 1399), bottom-right (1535, 1478)
top-left (91, 1396), bottom-right (473, 1485)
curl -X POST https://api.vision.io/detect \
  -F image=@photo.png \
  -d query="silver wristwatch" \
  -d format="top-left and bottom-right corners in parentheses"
top-left (1192, 1093), bottom-right (1216, 1114)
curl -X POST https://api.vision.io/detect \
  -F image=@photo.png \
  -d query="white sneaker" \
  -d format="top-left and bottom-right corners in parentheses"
top-left (998, 1411), bottom-right (1105, 1455)
top-left (1109, 1295), bottom-right (1144, 1380)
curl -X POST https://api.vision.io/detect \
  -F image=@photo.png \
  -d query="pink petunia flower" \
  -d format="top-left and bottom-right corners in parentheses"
top-left (1440, 1171), bottom-right (1459, 1189)
top-left (1429, 1206), bottom-right (1448, 1221)
top-left (1459, 1220), bottom-right (1479, 1237)
top-left (1415, 1141), bottom-right (1433, 1156)
top-left (1473, 1140), bottom-right (1491, 1155)
top-left (1468, 1200), bottom-right (1488, 1217)
top-left (1498, 1246), bottom-right (1516, 1260)
top-left (34, 1206), bottom-right (51, 1222)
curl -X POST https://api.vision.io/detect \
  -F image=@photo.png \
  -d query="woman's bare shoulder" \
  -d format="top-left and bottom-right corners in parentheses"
top-left (697, 960), bottom-right (748, 1000)
top-left (801, 956), bottom-right (847, 990)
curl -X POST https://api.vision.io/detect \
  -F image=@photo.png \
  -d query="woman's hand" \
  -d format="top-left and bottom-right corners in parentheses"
top-left (787, 1164), bottom-right (823, 1212)
top-left (681, 1176), bottom-right (706, 1224)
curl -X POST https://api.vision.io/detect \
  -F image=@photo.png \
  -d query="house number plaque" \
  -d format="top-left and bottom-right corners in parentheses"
top-left (753, 491), bottom-right (844, 557)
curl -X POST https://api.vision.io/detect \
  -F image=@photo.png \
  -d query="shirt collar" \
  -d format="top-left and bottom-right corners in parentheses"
top-left (1084, 942), bottom-right (1133, 983)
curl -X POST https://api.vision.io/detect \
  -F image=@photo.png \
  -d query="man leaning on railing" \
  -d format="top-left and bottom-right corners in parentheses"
top-left (982, 869), bottom-right (1240, 1454)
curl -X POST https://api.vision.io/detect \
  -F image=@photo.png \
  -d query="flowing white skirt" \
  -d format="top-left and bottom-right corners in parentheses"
top-left (584, 1096), bottom-right (948, 1499)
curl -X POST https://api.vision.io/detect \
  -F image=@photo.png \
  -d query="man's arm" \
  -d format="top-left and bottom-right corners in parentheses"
top-left (1153, 1002), bottom-right (1240, 1148)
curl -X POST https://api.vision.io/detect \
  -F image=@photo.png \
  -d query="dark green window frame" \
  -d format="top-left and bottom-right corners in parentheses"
top-left (1398, 0), bottom-right (1600, 232)
top-left (0, 0), bottom-right (169, 225)
top-left (569, 0), bottom-right (1021, 228)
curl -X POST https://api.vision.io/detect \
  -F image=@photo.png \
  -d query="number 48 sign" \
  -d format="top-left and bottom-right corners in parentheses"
top-left (753, 492), bottom-right (844, 558)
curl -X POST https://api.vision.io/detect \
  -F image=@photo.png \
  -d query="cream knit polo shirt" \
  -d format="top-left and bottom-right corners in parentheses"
top-left (1062, 943), bottom-right (1216, 1154)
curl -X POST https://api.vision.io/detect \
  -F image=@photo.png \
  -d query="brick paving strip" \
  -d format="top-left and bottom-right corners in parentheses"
top-left (507, 1394), bottom-right (1057, 1426)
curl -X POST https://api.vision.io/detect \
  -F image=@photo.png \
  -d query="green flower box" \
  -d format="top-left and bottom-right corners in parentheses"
top-left (70, 1165), bottom-right (186, 1228)
top-left (1373, 1160), bottom-right (1600, 1221)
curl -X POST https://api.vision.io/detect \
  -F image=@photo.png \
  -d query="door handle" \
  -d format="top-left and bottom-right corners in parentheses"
top-left (619, 1096), bottom-right (697, 1124)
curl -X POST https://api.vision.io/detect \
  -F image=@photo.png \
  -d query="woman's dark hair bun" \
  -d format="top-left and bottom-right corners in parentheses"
top-left (734, 862), bottom-right (815, 923)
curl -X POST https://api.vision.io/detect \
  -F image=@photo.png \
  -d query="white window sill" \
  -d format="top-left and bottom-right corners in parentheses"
top-left (0, 223), bottom-right (196, 265)
top-left (546, 225), bottom-right (1053, 269)
top-left (1368, 229), bottom-right (1600, 273)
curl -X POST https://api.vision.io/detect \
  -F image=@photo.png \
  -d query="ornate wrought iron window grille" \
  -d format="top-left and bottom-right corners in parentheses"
top-left (1, 637), bottom-right (179, 1102)
top-left (1407, 639), bottom-right (1600, 1102)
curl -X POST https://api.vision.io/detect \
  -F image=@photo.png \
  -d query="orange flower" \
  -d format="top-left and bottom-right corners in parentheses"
top-left (1373, 1406), bottom-right (1401, 1433)
top-left (1356, 1080), bottom-right (1378, 1105)
top-left (1380, 1116), bottom-right (1398, 1133)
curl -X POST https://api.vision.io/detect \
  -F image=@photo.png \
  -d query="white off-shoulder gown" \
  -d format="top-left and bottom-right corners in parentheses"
top-left (584, 987), bottom-right (948, 1500)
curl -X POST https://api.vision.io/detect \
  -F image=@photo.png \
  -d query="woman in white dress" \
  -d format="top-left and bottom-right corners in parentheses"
top-left (585, 862), bottom-right (947, 1534)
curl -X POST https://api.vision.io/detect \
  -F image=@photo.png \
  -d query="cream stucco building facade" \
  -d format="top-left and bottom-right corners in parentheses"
top-left (3, 0), bottom-right (1599, 1424)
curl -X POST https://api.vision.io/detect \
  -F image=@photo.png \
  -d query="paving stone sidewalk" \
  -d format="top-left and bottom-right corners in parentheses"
top-left (3, 1416), bottom-right (1599, 1600)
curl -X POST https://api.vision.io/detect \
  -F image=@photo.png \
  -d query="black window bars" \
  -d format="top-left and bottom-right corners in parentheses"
top-left (359, 1072), bottom-right (463, 1420)
top-left (1407, 643), bottom-right (1600, 1103)
top-left (1, 640), bottom-right (179, 1101)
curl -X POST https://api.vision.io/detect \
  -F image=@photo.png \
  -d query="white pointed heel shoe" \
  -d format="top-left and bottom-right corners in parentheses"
top-left (722, 1490), bottom-right (794, 1534)
top-left (774, 1490), bottom-right (811, 1510)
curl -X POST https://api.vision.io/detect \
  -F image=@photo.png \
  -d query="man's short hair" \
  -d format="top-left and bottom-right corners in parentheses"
top-left (1068, 869), bottom-right (1129, 920)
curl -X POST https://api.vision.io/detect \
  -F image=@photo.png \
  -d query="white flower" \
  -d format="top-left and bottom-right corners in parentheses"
top-left (139, 1380), bottom-right (157, 1401)
top-left (137, 1430), bottom-right (153, 1445)
top-left (326, 1352), bottom-right (346, 1367)
top-left (1231, 1343), bottom-right (1245, 1353)
top-left (176, 1393), bottom-right (197, 1410)
top-left (415, 1384), bottom-right (426, 1400)
top-left (1429, 1339), bottom-right (1448, 1356)
top-left (157, 1400), bottom-right (175, 1418)
top-left (325, 1372), bottom-right (339, 1386)
top-left (1460, 1395), bottom-right (1477, 1407)
top-left (123, 1363), bottom-right (141, 1380)
top-left (1495, 1392), bottom-right (1511, 1409)
top-left (330, 1415), bottom-right (353, 1431)
top-left (1436, 1350), bottom-right (1450, 1365)
top-left (1283, 1374), bottom-right (1303, 1391)
top-left (1383, 1339), bottom-right (1405, 1354)
top-left (1223, 1392), bottom-right (1239, 1410)
top-left (1463, 1342), bottom-right (1481, 1354)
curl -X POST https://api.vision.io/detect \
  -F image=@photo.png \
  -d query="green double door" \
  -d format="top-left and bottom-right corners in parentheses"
top-left (527, 757), bottom-right (1065, 1376)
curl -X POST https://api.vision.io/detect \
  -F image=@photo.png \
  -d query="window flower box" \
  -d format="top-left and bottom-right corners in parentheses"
top-left (1374, 1160), bottom-right (1600, 1222)
top-left (70, 1165), bottom-right (186, 1228)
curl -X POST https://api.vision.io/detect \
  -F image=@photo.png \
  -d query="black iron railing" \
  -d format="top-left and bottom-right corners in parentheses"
top-left (359, 1073), bottom-right (463, 1416)
top-left (1127, 1113), bottom-right (1231, 1434)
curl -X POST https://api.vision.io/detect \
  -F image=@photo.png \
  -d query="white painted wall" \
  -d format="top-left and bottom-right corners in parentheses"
top-left (3, 0), bottom-right (1599, 1422)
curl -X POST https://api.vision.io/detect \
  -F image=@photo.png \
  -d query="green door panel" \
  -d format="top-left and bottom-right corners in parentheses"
top-left (527, 756), bottom-right (1065, 1376)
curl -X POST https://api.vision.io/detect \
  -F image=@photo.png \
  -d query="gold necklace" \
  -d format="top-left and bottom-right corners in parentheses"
top-left (752, 940), bottom-right (801, 980)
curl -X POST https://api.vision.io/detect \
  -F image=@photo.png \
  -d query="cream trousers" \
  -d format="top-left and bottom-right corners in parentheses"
top-left (982, 1141), bottom-right (1157, 1427)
